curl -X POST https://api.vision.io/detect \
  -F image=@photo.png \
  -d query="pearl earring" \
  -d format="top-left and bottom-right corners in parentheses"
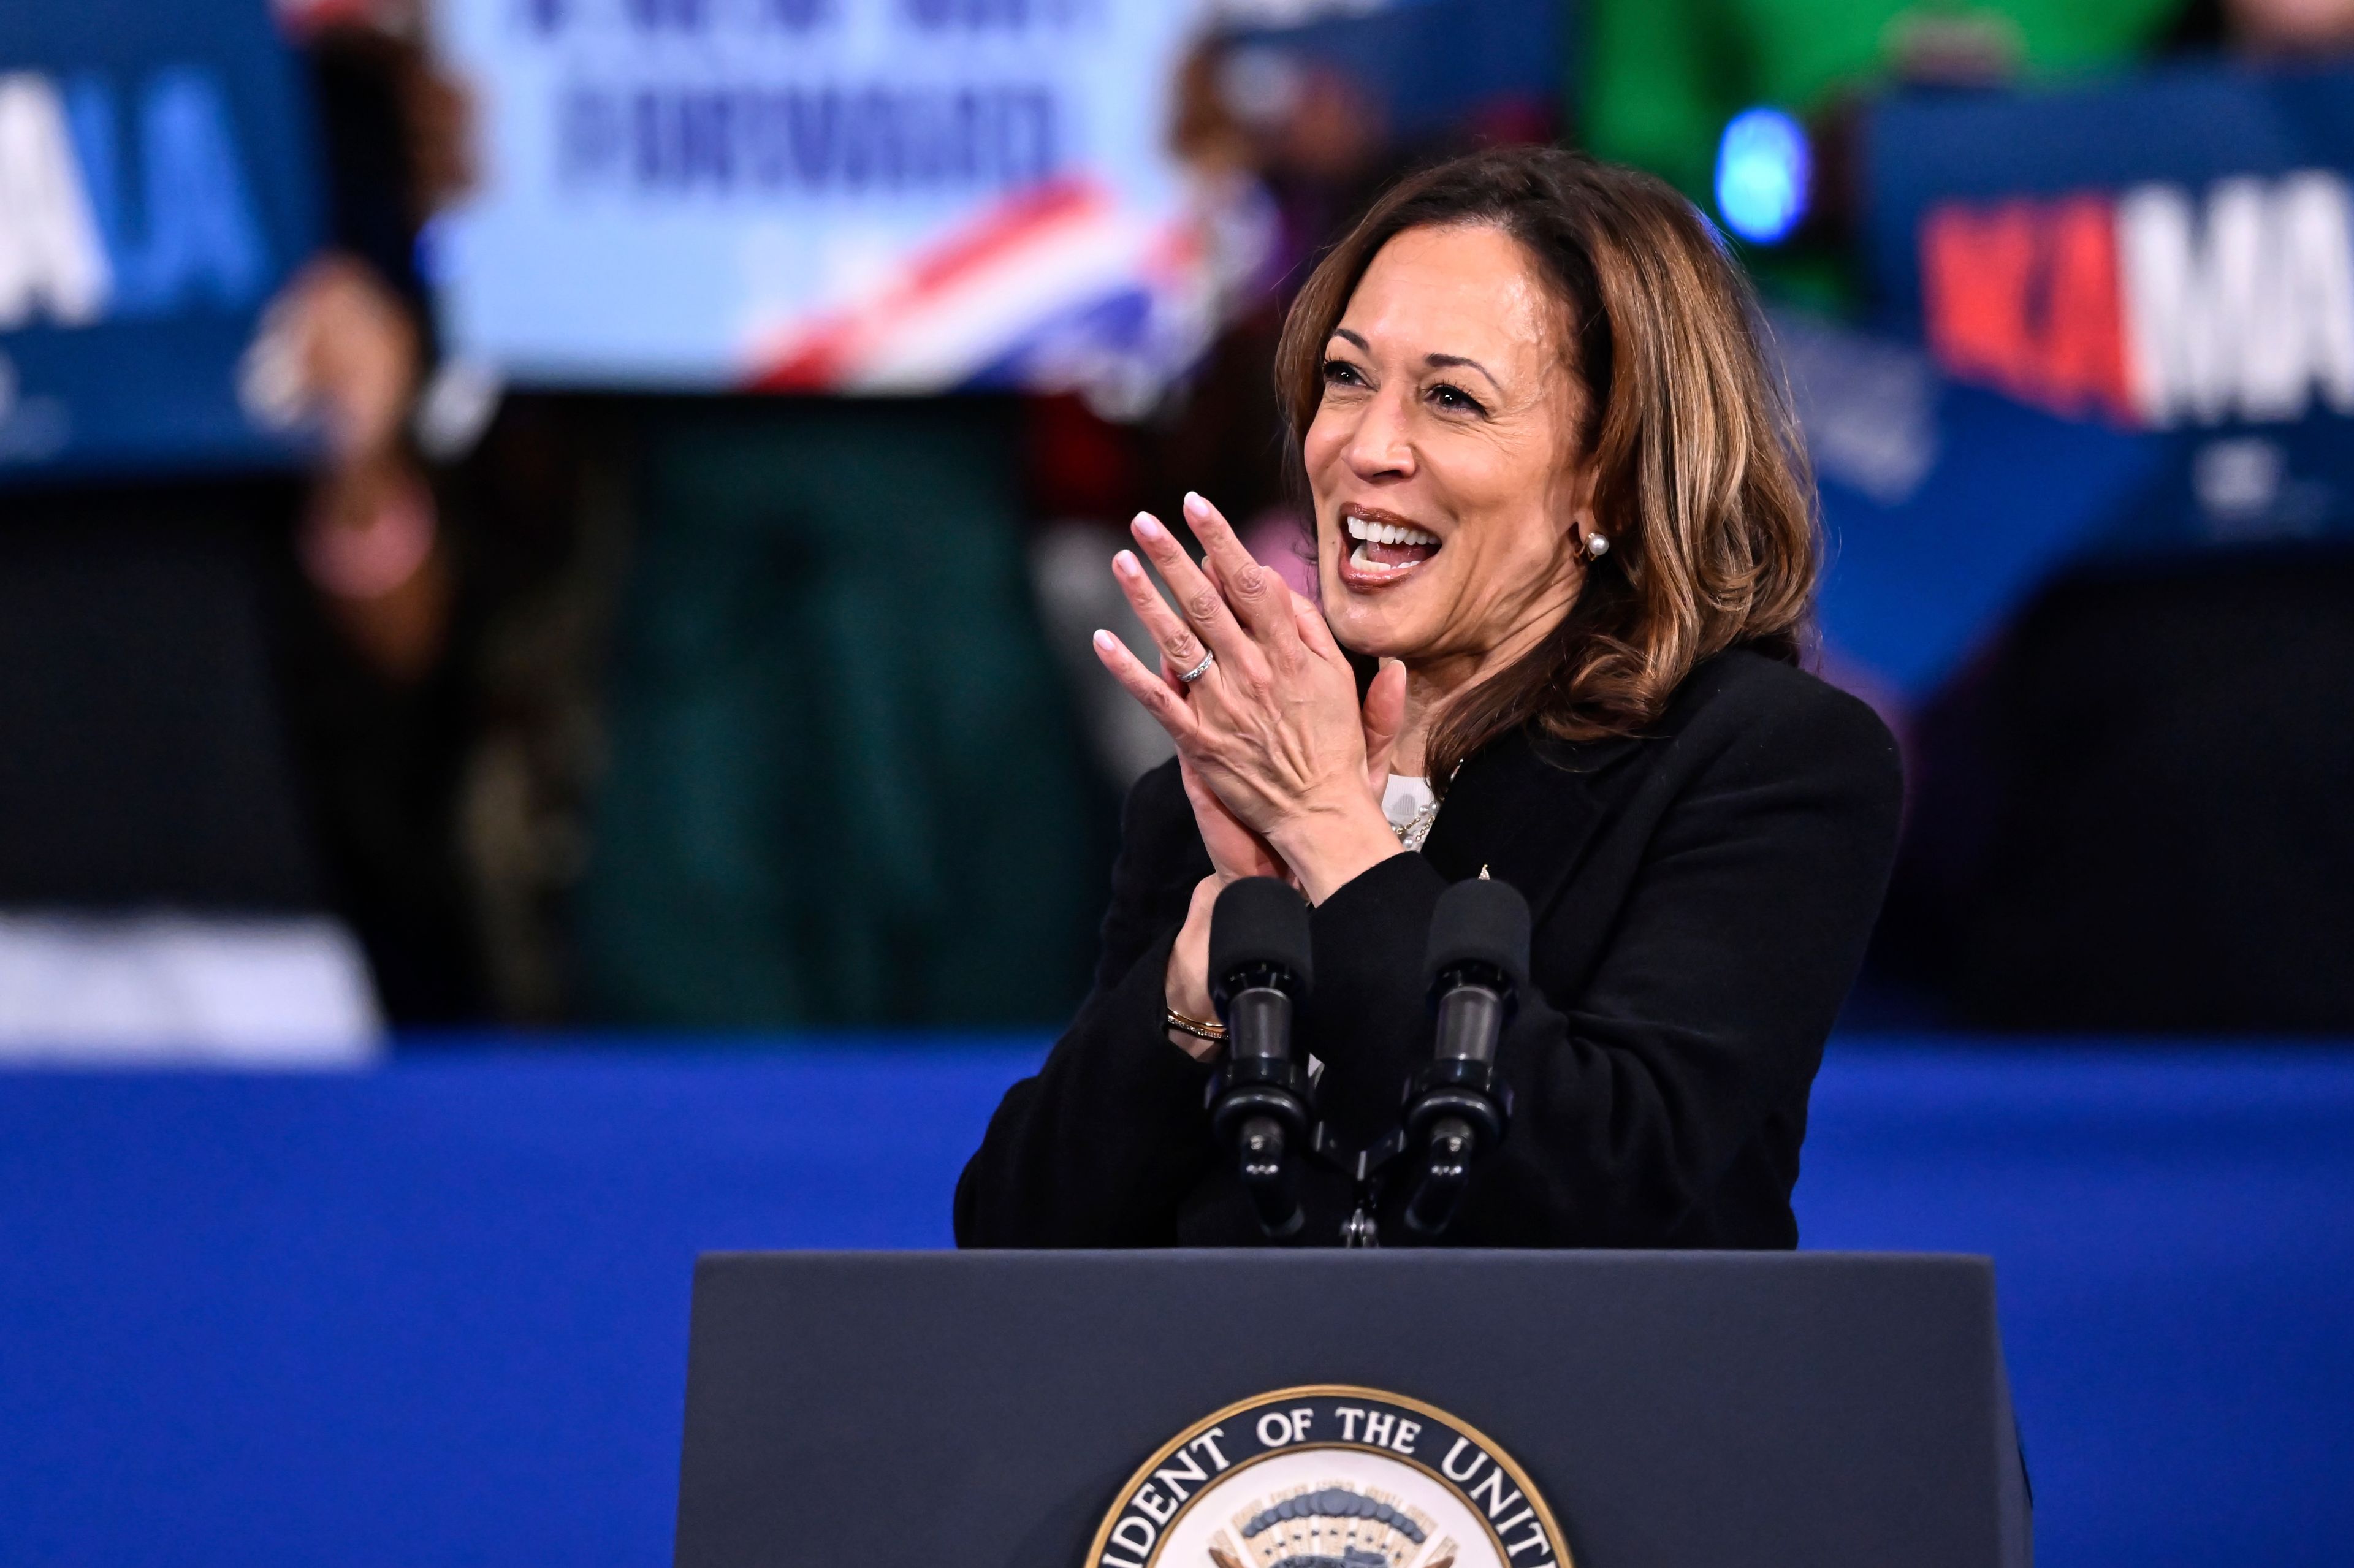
top-left (1585, 531), bottom-right (1610, 559)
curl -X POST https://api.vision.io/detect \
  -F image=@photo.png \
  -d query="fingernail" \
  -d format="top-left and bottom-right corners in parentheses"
top-left (1092, 630), bottom-right (1118, 652)
top-left (1113, 549), bottom-right (1140, 574)
top-left (1133, 512), bottom-right (1167, 541)
top-left (1183, 491), bottom-right (1209, 519)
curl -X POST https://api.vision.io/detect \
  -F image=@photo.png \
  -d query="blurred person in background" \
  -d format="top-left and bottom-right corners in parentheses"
top-left (257, 0), bottom-right (492, 1024)
top-left (2169, 0), bottom-right (2354, 51)
top-left (1883, 548), bottom-right (2354, 1032)
top-left (0, 0), bottom-right (489, 1052)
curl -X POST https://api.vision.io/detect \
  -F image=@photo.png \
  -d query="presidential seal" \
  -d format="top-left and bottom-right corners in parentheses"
top-left (1087, 1385), bottom-right (1571, 1568)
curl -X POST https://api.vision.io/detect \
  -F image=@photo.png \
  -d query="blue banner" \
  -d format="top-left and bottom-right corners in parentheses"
top-left (0, 0), bottom-right (321, 481)
top-left (1816, 63), bottom-right (2354, 699)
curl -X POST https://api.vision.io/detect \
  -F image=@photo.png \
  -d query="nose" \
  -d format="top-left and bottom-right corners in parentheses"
top-left (1341, 384), bottom-right (1417, 482)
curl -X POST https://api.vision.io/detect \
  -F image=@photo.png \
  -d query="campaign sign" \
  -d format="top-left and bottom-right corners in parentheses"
top-left (0, 0), bottom-right (321, 481)
top-left (1867, 63), bottom-right (2354, 435)
top-left (1814, 64), bottom-right (2354, 699)
top-left (429, 0), bottom-right (1216, 400)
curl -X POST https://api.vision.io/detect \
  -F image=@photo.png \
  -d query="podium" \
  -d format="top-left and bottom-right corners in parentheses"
top-left (673, 1251), bottom-right (2030, 1568)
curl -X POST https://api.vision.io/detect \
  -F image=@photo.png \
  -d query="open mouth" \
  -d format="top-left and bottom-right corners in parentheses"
top-left (1342, 508), bottom-right (1442, 582)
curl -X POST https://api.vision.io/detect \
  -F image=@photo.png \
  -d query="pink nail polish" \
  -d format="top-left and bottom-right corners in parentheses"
top-left (1133, 514), bottom-right (1167, 541)
top-left (1092, 630), bottom-right (1118, 651)
top-left (1183, 492), bottom-right (1209, 518)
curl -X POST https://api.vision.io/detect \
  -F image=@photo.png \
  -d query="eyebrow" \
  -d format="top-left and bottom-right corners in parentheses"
top-left (1423, 352), bottom-right (1503, 392)
top-left (1328, 330), bottom-right (1504, 392)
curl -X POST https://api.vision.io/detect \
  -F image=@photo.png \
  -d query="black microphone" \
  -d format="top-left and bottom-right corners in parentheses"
top-left (1402, 877), bottom-right (1528, 1238)
top-left (1206, 877), bottom-right (1316, 1239)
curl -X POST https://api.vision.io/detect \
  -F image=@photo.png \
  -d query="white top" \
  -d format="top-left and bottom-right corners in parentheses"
top-left (1382, 774), bottom-right (1437, 844)
top-left (0, 912), bottom-right (383, 1065)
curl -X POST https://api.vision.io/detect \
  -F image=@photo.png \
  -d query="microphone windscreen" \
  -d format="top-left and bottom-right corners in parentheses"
top-left (1423, 877), bottom-right (1531, 994)
top-left (1209, 877), bottom-right (1314, 997)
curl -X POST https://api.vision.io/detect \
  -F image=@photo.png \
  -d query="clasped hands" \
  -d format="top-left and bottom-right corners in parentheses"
top-left (1092, 493), bottom-right (1409, 1049)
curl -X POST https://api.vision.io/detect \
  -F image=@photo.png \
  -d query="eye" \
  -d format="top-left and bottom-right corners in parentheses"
top-left (1428, 381), bottom-right (1488, 416)
top-left (1320, 358), bottom-right (1368, 389)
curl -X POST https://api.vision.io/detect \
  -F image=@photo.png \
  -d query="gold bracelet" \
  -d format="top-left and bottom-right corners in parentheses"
top-left (1164, 1006), bottom-right (1227, 1042)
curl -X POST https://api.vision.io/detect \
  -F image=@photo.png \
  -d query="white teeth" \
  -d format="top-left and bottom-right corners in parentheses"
top-left (1344, 515), bottom-right (1440, 547)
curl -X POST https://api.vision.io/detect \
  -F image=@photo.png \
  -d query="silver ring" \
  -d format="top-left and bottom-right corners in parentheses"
top-left (1176, 649), bottom-right (1216, 684)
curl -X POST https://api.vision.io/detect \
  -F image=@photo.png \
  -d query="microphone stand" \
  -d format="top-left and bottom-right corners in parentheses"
top-left (1208, 967), bottom-right (1312, 1240)
top-left (1207, 876), bottom-right (1524, 1247)
top-left (1400, 980), bottom-right (1514, 1237)
top-left (1205, 878), bottom-right (1317, 1241)
top-left (1397, 878), bottom-right (1529, 1240)
top-left (1319, 1127), bottom-right (1403, 1248)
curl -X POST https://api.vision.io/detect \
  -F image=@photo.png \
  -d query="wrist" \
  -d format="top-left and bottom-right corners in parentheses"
top-left (1268, 797), bottom-right (1404, 905)
top-left (1163, 877), bottom-right (1222, 1054)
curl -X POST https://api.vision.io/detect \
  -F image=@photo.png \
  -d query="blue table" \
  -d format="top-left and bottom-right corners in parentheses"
top-left (3, 1040), bottom-right (2350, 1567)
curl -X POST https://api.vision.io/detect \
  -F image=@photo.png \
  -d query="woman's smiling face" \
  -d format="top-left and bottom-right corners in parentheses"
top-left (1305, 222), bottom-right (1593, 669)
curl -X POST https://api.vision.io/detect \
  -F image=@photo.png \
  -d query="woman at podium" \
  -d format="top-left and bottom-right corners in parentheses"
top-left (956, 147), bottom-right (1903, 1248)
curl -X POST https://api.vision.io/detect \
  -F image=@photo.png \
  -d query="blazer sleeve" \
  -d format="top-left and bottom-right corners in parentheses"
top-left (1308, 685), bottom-right (1903, 1245)
top-left (953, 764), bottom-right (1219, 1246)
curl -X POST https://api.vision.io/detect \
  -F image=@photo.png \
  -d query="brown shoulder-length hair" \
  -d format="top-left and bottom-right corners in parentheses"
top-left (1275, 146), bottom-right (1819, 785)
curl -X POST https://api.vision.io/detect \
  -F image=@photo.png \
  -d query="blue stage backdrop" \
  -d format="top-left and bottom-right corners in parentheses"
top-left (1, 1040), bottom-right (2349, 1568)
top-left (0, 0), bottom-right (319, 480)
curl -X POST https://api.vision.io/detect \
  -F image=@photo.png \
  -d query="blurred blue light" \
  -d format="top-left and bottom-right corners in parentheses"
top-left (1715, 107), bottom-right (1811, 244)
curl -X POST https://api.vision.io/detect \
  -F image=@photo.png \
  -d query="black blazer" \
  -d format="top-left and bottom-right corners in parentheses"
top-left (955, 648), bottom-right (1903, 1249)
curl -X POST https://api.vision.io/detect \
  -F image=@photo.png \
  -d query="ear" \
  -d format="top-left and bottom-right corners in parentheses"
top-left (1564, 460), bottom-right (1602, 552)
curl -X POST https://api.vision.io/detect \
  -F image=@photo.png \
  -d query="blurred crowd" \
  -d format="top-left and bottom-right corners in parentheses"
top-left (2, 0), bottom-right (2350, 1052)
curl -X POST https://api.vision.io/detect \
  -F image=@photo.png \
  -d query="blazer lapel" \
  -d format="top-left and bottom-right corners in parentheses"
top-left (1420, 725), bottom-right (1642, 920)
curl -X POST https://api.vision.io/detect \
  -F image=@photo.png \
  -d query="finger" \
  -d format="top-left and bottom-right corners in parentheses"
top-left (1129, 510), bottom-right (1254, 669)
top-left (1093, 629), bottom-right (1204, 744)
top-left (1362, 658), bottom-right (1407, 786)
top-left (1110, 547), bottom-right (1212, 686)
top-left (1289, 585), bottom-right (1345, 663)
top-left (1183, 491), bottom-right (1298, 644)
